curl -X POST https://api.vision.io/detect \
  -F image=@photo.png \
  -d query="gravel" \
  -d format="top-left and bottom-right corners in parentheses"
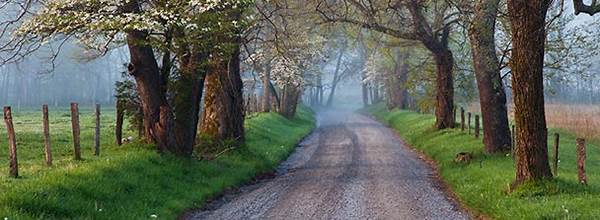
top-left (187, 110), bottom-right (470, 220)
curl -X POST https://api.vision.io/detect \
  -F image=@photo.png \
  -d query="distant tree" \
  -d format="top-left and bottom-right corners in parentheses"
top-left (315, 0), bottom-right (459, 129)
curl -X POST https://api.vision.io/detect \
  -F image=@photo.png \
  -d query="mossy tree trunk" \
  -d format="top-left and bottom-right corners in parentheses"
top-left (201, 45), bottom-right (245, 145)
top-left (173, 46), bottom-right (207, 155)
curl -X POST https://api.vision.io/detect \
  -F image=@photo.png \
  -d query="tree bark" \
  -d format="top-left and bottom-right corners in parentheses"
top-left (326, 44), bottom-right (347, 107)
top-left (404, 1), bottom-right (455, 129)
top-left (124, 0), bottom-right (177, 154)
top-left (508, 0), bottom-right (553, 186)
top-left (126, 30), bottom-right (177, 153)
top-left (173, 48), bottom-right (207, 156)
top-left (432, 51), bottom-right (455, 129)
top-left (280, 85), bottom-right (301, 118)
top-left (261, 66), bottom-right (272, 112)
top-left (362, 82), bottom-right (370, 107)
top-left (469, 0), bottom-right (512, 153)
top-left (388, 51), bottom-right (410, 109)
top-left (201, 45), bottom-right (245, 145)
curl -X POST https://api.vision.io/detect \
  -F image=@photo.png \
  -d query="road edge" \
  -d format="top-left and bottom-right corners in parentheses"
top-left (360, 112), bottom-right (489, 220)
top-left (176, 128), bottom-right (318, 220)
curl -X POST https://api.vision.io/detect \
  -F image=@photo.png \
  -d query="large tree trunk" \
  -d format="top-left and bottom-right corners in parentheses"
top-left (126, 30), bottom-right (177, 153)
top-left (406, 1), bottom-right (455, 129)
top-left (201, 45), bottom-right (245, 144)
top-left (432, 50), bottom-right (455, 129)
top-left (508, 0), bottom-right (553, 186)
top-left (279, 85), bottom-right (301, 118)
top-left (469, 0), bottom-right (512, 153)
top-left (172, 49), bottom-right (206, 155)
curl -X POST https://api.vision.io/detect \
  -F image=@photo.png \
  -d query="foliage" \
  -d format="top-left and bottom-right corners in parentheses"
top-left (14, 0), bottom-right (252, 53)
top-left (0, 106), bottom-right (315, 219)
top-left (114, 70), bottom-right (143, 134)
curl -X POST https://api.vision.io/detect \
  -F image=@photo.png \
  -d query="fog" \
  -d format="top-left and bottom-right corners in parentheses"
top-left (0, 44), bottom-right (128, 110)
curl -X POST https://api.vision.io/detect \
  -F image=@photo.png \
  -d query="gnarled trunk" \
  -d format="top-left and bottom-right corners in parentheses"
top-left (469, 0), bottom-right (512, 153)
top-left (201, 45), bottom-right (245, 144)
top-left (433, 50), bottom-right (455, 129)
top-left (126, 30), bottom-right (177, 153)
top-left (173, 50), bottom-right (206, 155)
top-left (508, 0), bottom-right (553, 185)
top-left (406, 2), bottom-right (455, 129)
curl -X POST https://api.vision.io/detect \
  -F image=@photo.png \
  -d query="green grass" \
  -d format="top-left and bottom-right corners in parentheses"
top-left (366, 104), bottom-right (600, 220)
top-left (0, 106), bottom-right (315, 219)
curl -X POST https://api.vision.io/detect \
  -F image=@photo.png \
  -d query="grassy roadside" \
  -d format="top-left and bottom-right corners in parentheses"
top-left (366, 104), bottom-right (600, 219)
top-left (0, 106), bottom-right (314, 219)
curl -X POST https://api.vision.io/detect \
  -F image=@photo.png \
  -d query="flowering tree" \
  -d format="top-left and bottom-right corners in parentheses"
top-left (244, 0), bottom-right (329, 117)
top-left (5, 0), bottom-right (251, 156)
top-left (246, 30), bottom-right (327, 117)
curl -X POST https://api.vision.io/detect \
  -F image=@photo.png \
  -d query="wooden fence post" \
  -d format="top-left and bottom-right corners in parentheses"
top-left (116, 100), bottom-right (124, 146)
top-left (467, 112), bottom-right (472, 134)
top-left (511, 125), bottom-right (516, 157)
top-left (42, 105), bottom-right (53, 166)
top-left (94, 104), bottom-right (100, 156)
top-left (475, 115), bottom-right (480, 138)
top-left (460, 108), bottom-right (465, 131)
top-left (71, 103), bottom-right (82, 160)
top-left (552, 133), bottom-right (559, 176)
top-left (577, 138), bottom-right (587, 185)
top-left (4, 106), bottom-right (18, 178)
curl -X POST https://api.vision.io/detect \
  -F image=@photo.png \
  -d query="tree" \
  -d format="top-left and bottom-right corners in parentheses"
top-left (467, 0), bottom-right (512, 153)
top-left (387, 49), bottom-right (411, 110)
top-left (573, 0), bottom-right (600, 15)
top-left (316, 0), bottom-right (458, 129)
top-left (10, 0), bottom-right (251, 156)
top-left (508, 0), bottom-right (553, 186)
top-left (200, 38), bottom-right (245, 145)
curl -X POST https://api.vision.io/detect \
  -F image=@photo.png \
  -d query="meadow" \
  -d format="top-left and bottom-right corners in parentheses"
top-left (467, 103), bottom-right (600, 142)
top-left (0, 106), bottom-right (315, 219)
top-left (367, 104), bottom-right (600, 219)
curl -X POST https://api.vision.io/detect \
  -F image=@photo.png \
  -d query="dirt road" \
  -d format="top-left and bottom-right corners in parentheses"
top-left (188, 110), bottom-right (469, 220)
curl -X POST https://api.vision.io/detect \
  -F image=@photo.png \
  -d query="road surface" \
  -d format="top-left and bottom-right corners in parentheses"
top-left (188, 110), bottom-right (469, 220)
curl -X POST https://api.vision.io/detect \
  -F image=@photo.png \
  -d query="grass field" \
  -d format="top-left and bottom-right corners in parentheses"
top-left (467, 102), bottom-right (600, 143)
top-left (0, 106), bottom-right (315, 219)
top-left (367, 104), bottom-right (600, 219)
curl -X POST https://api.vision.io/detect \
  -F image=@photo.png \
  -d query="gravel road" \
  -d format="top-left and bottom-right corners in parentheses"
top-left (187, 110), bottom-right (469, 220)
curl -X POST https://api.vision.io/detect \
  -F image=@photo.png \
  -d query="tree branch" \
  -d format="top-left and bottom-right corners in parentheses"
top-left (573, 0), bottom-right (600, 15)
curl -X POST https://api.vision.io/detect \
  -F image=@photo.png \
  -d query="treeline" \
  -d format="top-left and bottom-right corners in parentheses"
top-left (0, 47), bottom-right (127, 109)
top-left (305, 0), bottom-right (600, 189)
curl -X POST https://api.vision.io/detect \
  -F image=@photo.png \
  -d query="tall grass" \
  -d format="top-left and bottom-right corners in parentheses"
top-left (465, 102), bottom-right (600, 142)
